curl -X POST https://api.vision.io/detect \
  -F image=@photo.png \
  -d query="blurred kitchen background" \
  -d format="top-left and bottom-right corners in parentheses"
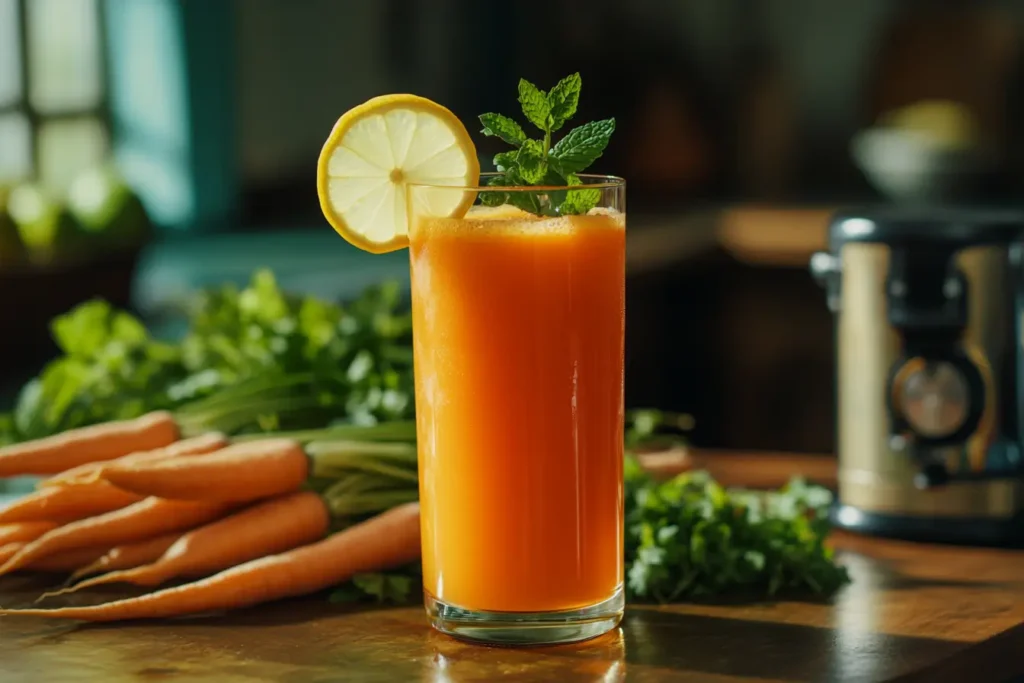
top-left (2, 0), bottom-right (1023, 454)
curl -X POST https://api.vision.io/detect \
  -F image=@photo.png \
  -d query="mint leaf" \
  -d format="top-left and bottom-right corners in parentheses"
top-left (551, 118), bottom-right (616, 174)
top-left (479, 113), bottom-right (526, 147)
top-left (546, 156), bottom-right (571, 181)
top-left (560, 187), bottom-right (601, 215)
top-left (503, 167), bottom-right (543, 214)
top-left (547, 73), bottom-right (581, 132)
top-left (507, 192), bottom-right (541, 214)
top-left (542, 168), bottom-right (570, 208)
top-left (516, 139), bottom-right (548, 184)
top-left (559, 175), bottom-right (600, 215)
top-left (493, 151), bottom-right (517, 172)
top-left (475, 74), bottom-right (615, 217)
top-left (518, 79), bottom-right (551, 132)
top-left (479, 174), bottom-right (508, 206)
top-left (479, 192), bottom-right (506, 207)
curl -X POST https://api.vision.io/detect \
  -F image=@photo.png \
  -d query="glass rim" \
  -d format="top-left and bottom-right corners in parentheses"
top-left (407, 172), bottom-right (625, 192)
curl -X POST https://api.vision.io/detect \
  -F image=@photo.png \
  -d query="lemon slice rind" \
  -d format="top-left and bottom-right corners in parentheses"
top-left (316, 94), bottom-right (479, 254)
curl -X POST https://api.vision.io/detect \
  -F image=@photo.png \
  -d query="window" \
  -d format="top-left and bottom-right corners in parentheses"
top-left (0, 0), bottom-right (109, 194)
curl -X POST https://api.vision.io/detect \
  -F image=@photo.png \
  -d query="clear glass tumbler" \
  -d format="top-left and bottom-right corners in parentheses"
top-left (407, 174), bottom-right (626, 645)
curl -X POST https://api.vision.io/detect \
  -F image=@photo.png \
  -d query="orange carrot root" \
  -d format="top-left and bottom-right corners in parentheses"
top-left (38, 432), bottom-right (229, 489)
top-left (101, 438), bottom-right (309, 502)
top-left (25, 546), bottom-right (108, 574)
top-left (0, 498), bottom-right (232, 577)
top-left (0, 543), bottom-right (24, 566)
top-left (66, 532), bottom-right (184, 584)
top-left (0, 411), bottom-right (178, 477)
top-left (0, 502), bottom-right (421, 621)
top-left (62, 492), bottom-right (329, 596)
top-left (0, 521), bottom-right (59, 546)
top-left (0, 481), bottom-right (142, 525)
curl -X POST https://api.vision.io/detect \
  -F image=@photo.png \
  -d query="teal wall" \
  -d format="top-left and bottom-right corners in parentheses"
top-left (104, 0), bottom-right (238, 232)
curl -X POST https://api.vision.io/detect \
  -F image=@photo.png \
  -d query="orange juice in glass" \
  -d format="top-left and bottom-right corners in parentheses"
top-left (408, 175), bottom-right (626, 644)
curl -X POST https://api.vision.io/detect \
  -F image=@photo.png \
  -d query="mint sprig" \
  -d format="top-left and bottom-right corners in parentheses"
top-left (478, 73), bottom-right (615, 216)
top-left (479, 114), bottom-right (525, 147)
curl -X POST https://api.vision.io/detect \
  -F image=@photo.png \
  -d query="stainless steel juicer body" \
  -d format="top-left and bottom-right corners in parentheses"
top-left (812, 208), bottom-right (1024, 543)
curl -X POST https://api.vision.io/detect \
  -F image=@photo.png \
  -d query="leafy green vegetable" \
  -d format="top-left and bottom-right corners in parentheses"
top-left (478, 73), bottom-right (615, 216)
top-left (625, 408), bottom-right (695, 450)
top-left (329, 565), bottom-right (421, 605)
top-left (624, 463), bottom-right (849, 602)
top-left (12, 300), bottom-right (186, 441)
top-left (1, 270), bottom-right (415, 442)
top-left (622, 410), bottom-right (846, 601)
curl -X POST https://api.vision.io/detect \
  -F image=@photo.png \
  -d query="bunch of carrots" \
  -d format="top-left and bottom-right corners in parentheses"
top-left (0, 410), bottom-right (423, 622)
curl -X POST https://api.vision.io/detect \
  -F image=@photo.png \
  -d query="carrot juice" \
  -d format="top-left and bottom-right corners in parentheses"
top-left (409, 202), bottom-right (625, 616)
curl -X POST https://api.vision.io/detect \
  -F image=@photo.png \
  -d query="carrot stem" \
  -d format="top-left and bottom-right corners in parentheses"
top-left (174, 373), bottom-right (316, 414)
top-left (231, 421), bottom-right (417, 444)
top-left (324, 489), bottom-right (418, 519)
top-left (176, 396), bottom-right (325, 436)
top-left (306, 440), bottom-right (417, 480)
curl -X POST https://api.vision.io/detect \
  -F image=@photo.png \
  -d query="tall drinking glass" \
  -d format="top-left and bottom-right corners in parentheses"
top-left (406, 174), bottom-right (626, 645)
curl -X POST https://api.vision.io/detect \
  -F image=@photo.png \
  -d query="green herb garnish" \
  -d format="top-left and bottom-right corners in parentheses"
top-left (478, 73), bottom-right (615, 216)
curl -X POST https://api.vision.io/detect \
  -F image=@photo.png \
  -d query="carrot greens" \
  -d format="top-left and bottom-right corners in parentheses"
top-left (0, 270), bottom-right (414, 444)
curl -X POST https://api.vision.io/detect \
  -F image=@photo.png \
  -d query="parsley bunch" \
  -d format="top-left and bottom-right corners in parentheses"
top-left (1, 270), bottom-right (415, 443)
top-left (624, 459), bottom-right (850, 602)
top-left (478, 73), bottom-right (615, 216)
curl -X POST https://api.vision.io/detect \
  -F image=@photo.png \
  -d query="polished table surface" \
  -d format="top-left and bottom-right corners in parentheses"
top-left (1, 452), bottom-right (1023, 683)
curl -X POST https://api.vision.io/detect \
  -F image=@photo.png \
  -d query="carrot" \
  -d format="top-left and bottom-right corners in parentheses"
top-left (0, 411), bottom-right (178, 477)
top-left (39, 432), bottom-right (229, 488)
top-left (66, 532), bottom-right (184, 584)
top-left (101, 438), bottom-right (309, 502)
top-left (0, 502), bottom-right (421, 621)
top-left (0, 543), bottom-right (23, 565)
top-left (0, 481), bottom-right (142, 525)
top-left (26, 546), bottom-right (108, 574)
top-left (53, 492), bottom-right (330, 596)
top-left (0, 497), bottom-right (233, 577)
top-left (0, 521), bottom-right (58, 546)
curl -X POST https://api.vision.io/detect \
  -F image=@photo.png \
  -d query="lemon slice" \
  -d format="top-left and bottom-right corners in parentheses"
top-left (316, 94), bottom-right (480, 253)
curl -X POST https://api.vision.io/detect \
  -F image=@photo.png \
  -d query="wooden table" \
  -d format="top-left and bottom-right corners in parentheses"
top-left (1, 453), bottom-right (1023, 683)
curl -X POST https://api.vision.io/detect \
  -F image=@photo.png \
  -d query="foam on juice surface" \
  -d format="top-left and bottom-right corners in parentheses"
top-left (417, 204), bottom-right (624, 238)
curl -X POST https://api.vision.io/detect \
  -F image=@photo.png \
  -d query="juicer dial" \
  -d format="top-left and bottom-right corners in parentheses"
top-left (888, 354), bottom-right (985, 448)
top-left (895, 359), bottom-right (970, 439)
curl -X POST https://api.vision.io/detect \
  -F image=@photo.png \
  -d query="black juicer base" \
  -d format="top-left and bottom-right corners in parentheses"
top-left (831, 503), bottom-right (1024, 547)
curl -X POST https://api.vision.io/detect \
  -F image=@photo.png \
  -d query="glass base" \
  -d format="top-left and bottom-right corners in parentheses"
top-left (425, 585), bottom-right (624, 646)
